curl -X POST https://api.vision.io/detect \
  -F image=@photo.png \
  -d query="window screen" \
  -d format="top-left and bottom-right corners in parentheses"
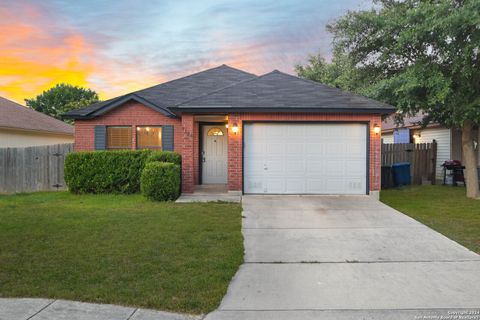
top-left (106, 126), bottom-right (132, 149)
top-left (137, 126), bottom-right (162, 149)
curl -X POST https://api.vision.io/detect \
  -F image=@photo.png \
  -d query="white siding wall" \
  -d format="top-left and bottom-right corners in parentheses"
top-left (0, 129), bottom-right (73, 147)
top-left (382, 133), bottom-right (394, 144)
top-left (414, 128), bottom-right (451, 180)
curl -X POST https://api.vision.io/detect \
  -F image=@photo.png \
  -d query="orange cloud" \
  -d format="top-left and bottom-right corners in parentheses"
top-left (0, 3), bottom-right (161, 104)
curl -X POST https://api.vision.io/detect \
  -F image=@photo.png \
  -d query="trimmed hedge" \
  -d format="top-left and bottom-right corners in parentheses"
top-left (141, 162), bottom-right (181, 201)
top-left (146, 151), bottom-right (182, 165)
top-left (65, 150), bottom-right (153, 194)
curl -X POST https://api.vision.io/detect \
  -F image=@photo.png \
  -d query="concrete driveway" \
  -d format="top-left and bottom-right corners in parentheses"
top-left (206, 195), bottom-right (480, 320)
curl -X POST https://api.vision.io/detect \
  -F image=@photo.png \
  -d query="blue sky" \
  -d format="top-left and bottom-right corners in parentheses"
top-left (0, 0), bottom-right (372, 102)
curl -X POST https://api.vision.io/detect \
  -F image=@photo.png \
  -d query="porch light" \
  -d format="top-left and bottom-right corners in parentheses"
top-left (231, 123), bottom-right (239, 134)
top-left (225, 123), bottom-right (229, 129)
top-left (373, 123), bottom-right (380, 135)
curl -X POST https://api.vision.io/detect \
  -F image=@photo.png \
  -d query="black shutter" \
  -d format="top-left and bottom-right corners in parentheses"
top-left (94, 125), bottom-right (106, 150)
top-left (162, 125), bottom-right (174, 151)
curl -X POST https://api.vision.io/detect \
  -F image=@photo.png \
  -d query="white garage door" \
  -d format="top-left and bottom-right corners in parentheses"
top-left (244, 123), bottom-right (368, 194)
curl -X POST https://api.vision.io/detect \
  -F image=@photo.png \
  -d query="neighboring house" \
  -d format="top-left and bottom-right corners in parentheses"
top-left (382, 113), bottom-right (480, 181)
top-left (64, 65), bottom-right (394, 197)
top-left (0, 97), bottom-right (74, 148)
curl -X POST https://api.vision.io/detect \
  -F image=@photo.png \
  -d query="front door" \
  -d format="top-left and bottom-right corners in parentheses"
top-left (202, 125), bottom-right (228, 184)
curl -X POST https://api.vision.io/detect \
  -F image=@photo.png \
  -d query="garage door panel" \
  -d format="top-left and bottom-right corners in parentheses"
top-left (323, 178), bottom-right (346, 193)
top-left (244, 176), bottom-right (264, 193)
top-left (305, 143), bottom-right (325, 155)
top-left (346, 160), bottom-right (366, 175)
top-left (265, 159), bottom-right (283, 173)
top-left (285, 179), bottom-right (305, 193)
top-left (325, 142), bottom-right (348, 156)
top-left (244, 123), bottom-right (367, 195)
top-left (285, 143), bottom-right (304, 154)
top-left (285, 160), bottom-right (305, 173)
top-left (265, 178), bottom-right (285, 193)
top-left (244, 160), bottom-right (265, 175)
top-left (286, 126), bottom-right (305, 139)
top-left (266, 143), bottom-right (284, 155)
top-left (265, 126), bottom-right (285, 139)
top-left (306, 179), bottom-right (326, 193)
top-left (305, 160), bottom-right (324, 175)
top-left (324, 159), bottom-right (345, 175)
top-left (348, 143), bottom-right (364, 156)
top-left (244, 141), bottom-right (265, 155)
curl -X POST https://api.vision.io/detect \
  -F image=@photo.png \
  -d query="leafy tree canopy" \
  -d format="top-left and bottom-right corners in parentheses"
top-left (25, 84), bottom-right (99, 123)
top-left (326, 0), bottom-right (480, 128)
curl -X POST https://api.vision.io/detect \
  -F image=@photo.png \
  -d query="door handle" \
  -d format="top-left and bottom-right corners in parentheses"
top-left (202, 157), bottom-right (206, 163)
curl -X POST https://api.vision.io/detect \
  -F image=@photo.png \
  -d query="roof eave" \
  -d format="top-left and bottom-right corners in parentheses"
top-left (63, 94), bottom-right (179, 120)
top-left (170, 106), bottom-right (396, 115)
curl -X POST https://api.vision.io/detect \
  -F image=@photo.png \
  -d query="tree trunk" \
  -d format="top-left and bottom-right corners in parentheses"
top-left (461, 120), bottom-right (480, 199)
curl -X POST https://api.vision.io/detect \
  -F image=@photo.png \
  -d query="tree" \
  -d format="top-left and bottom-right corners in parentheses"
top-left (323, 0), bottom-right (480, 198)
top-left (25, 84), bottom-right (99, 123)
top-left (295, 50), bottom-right (365, 93)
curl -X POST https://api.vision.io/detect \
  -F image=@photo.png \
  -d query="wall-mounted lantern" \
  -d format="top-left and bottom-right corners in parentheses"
top-left (373, 123), bottom-right (380, 135)
top-left (231, 123), bottom-right (239, 134)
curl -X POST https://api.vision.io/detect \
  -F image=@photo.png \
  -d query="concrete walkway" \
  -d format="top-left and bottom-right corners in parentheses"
top-left (0, 298), bottom-right (202, 320)
top-left (206, 195), bottom-right (480, 320)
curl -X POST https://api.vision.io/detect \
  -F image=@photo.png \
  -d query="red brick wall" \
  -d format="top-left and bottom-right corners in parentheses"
top-left (75, 106), bottom-right (382, 194)
top-left (180, 114), bottom-right (195, 193)
top-left (226, 112), bottom-right (382, 192)
top-left (74, 101), bottom-right (182, 152)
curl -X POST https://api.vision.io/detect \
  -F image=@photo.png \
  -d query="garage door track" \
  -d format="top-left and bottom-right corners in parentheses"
top-left (206, 195), bottom-right (480, 320)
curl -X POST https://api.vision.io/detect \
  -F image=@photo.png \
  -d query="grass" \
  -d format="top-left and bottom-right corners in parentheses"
top-left (380, 185), bottom-right (480, 254)
top-left (0, 192), bottom-right (243, 314)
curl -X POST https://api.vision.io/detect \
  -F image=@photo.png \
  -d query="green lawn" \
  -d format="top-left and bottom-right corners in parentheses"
top-left (0, 192), bottom-right (243, 314)
top-left (381, 185), bottom-right (480, 254)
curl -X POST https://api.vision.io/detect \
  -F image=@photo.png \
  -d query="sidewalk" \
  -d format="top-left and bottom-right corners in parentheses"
top-left (0, 298), bottom-right (202, 320)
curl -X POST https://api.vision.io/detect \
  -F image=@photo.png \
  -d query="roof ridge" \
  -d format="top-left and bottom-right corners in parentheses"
top-left (134, 64), bottom-right (256, 95)
top-left (174, 70), bottom-right (274, 107)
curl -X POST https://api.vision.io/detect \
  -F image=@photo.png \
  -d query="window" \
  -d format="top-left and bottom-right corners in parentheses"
top-left (137, 126), bottom-right (162, 149)
top-left (207, 127), bottom-right (224, 136)
top-left (107, 126), bottom-right (132, 149)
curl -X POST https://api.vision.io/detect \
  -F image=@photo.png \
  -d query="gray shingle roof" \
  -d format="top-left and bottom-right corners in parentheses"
top-left (64, 65), bottom-right (256, 118)
top-left (175, 70), bottom-right (394, 113)
top-left (0, 96), bottom-right (73, 135)
top-left (64, 65), bottom-right (395, 119)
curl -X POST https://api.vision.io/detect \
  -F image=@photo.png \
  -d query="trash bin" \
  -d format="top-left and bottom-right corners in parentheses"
top-left (391, 162), bottom-right (411, 187)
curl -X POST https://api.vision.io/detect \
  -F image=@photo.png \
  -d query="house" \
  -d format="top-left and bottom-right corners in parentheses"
top-left (382, 113), bottom-right (480, 181)
top-left (0, 97), bottom-right (74, 147)
top-left (64, 65), bottom-right (395, 197)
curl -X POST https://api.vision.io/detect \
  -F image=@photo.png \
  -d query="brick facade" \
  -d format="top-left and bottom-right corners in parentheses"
top-left (74, 101), bottom-right (181, 152)
top-left (74, 103), bottom-right (382, 194)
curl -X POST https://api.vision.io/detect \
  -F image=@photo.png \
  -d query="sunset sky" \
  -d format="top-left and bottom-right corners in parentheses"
top-left (0, 0), bottom-right (371, 104)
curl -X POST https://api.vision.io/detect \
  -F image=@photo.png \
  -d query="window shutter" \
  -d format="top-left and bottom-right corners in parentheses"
top-left (162, 125), bottom-right (174, 151)
top-left (94, 126), bottom-right (106, 150)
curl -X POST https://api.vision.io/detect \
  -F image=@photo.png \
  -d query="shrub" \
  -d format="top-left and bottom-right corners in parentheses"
top-left (65, 150), bottom-right (153, 194)
top-left (146, 151), bottom-right (181, 165)
top-left (141, 162), bottom-right (181, 201)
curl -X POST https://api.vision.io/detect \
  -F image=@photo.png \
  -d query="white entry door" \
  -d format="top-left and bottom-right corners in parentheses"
top-left (202, 125), bottom-right (228, 184)
top-left (244, 123), bottom-right (367, 194)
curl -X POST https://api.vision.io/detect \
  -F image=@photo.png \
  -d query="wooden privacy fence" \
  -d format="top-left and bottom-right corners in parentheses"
top-left (0, 143), bottom-right (73, 194)
top-left (381, 141), bottom-right (437, 185)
